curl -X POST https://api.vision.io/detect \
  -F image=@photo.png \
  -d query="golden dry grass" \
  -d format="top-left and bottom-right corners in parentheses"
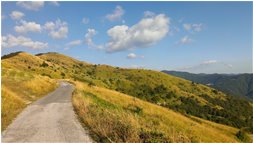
top-left (1, 86), bottom-right (26, 130)
top-left (72, 81), bottom-right (240, 143)
top-left (1, 68), bottom-right (58, 131)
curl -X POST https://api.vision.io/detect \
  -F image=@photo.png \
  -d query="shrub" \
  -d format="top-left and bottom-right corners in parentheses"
top-left (236, 130), bottom-right (251, 143)
top-left (40, 61), bottom-right (49, 67)
top-left (212, 89), bottom-right (218, 94)
top-left (139, 129), bottom-right (170, 143)
top-left (126, 104), bottom-right (143, 115)
top-left (61, 72), bottom-right (65, 78)
top-left (88, 81), bottom-right (96, 87)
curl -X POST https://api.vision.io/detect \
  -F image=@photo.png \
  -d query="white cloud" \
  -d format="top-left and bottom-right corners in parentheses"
top-left (144, 11), bottom-right (155, 17)
top-left (2, 34), bottom-right (48, 49)
top-left (84, 13), bottom-right (169, 53)
top-left (15, 20), bottom-right (42, 33)
top-left (192, 23), bottom-right (203, 32)
top-left (44, 22), bottom-right (55, 31)
top-left (183, 23), bottom-right (203, 32)
top-left (127, 53), bottom-right (137, 59)
top-left (10, 11), bottom-right (24, 20)
top-left (177, 60), bottom-right (217, 70)
top-left (105, 14), bottom-right (169, 52)
top-left (84, 28), bottom-right (103, 49)
top-left (44, 19), bottom-right (68, 39)
top-left (177, 60), bottom-right (233, 72)
top-left (105, 5), bottom-right (124, 22)
top-left (16, 1), bottom-right (44, 11)
top-left (82, 17), bottom-right (89, 24)
top-left (179, 36), bottom-right (192, 44)
top-left (49, 1), bottom-right (60, 6)
top-left (126, 53), bottom-right (144, 59)
top-left (203, 60), bottom-right (217, 64)
top-left (183, 23), bottom-right (191, 31)
top-left (49, 27), bottom-right (68, 39)
top-left (66, 40), bottom-right (82, 47)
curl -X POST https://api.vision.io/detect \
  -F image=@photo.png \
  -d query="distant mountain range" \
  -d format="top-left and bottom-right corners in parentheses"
top-left (162, 70), bottom-right (253, 101)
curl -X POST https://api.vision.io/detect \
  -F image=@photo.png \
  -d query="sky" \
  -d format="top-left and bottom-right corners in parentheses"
top-left (1, 1), bottom-right (252, 73)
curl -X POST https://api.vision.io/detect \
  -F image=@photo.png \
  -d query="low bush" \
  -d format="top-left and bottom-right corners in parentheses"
top-left (236, 129), bottom-right (251, 143)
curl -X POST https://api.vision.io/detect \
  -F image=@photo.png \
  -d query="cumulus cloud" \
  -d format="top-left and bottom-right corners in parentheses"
top-left (127, 53), bottom-right (137, 59)
top-left (105, 5), bottom-right (124, 22)
top-left (44, 19), bottom-right (68, 39)
top-left (44, 22), bottom-right (55, 31)
top-left (15, 20), bottom-right (42, 33)
top-left (66, 40), bottom-right (82, 47)
top-left (16, 1), bottom-right (44, 11)
top-left (10, 11), bottom-right (24, 20)
top-left (144, 11), bottom-right (155, 17)
top-left (84, 28), bottom-right (103, 49)
top-left (106, 14), bottom-right (169, 52)
top-left (183, 23), bottom-right (191, 31)
top-left (84, 13), bottom-right (169, 52)
top-left (192, 23), bottom-right (202, 32)
top-left (183, 23), bottom-right (203, 32)
top-left (179, 36), bottom-right (192, 44)
top-left (82, 17), bottom-right (89, 24)
top-left (2, 34), bottom-right (48, 49)
top-left (126, 53), bottom-right (144, 59)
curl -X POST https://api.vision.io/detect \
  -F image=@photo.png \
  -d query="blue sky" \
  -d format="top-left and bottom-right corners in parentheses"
top-left (1, 1), bottom-right (252, 73)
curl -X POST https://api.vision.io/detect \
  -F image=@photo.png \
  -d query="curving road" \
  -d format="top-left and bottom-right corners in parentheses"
top-left (2, 82), bottom-right (93, 143)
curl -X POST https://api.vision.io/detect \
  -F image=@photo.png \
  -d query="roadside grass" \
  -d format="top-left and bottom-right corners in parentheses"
top-left (72, 81), bottom-right (240, 143)
top-left (1, 68), bottom-right (58, 131)
top-left (1, 86), bottom-right (26, 131)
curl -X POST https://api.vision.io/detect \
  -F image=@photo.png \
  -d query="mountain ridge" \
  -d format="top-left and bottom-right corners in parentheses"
top-left (162, 70), bottom-right (253, 101)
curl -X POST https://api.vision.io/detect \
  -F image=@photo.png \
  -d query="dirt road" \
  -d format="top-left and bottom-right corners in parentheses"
top-left (2, 82), bottom-right (93, 143)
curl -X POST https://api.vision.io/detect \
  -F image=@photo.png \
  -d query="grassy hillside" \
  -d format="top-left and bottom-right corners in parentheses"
top-left (1, 51), bottom-right (253, 142)
top-left (162, 70), bottom-right (253, 100)
top-left (2, 52), bottom-right (253, 130)
top-left (1, 66), bottom-right (58, 130)
top-left (77, 66), bottom-right (253, 131)
top-left (72, 81), bottom-right (240, 142)
top-left (1, 52), bottom-right (59, 130)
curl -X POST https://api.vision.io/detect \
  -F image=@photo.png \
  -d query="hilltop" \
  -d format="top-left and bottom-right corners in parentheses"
top-left (2, 51), bottom-right (253, 142)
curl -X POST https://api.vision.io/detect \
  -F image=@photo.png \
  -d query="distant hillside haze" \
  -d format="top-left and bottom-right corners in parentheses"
top-left (162, 70), bottom-right (253, 100)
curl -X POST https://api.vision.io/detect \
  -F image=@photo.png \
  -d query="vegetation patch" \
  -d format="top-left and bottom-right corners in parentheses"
top-left (1, 68), bottom-right (58, 131)
top-left (236, 129), bottom-right (251, 143)
top-left (72, 81), bottom-right (241, 143)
